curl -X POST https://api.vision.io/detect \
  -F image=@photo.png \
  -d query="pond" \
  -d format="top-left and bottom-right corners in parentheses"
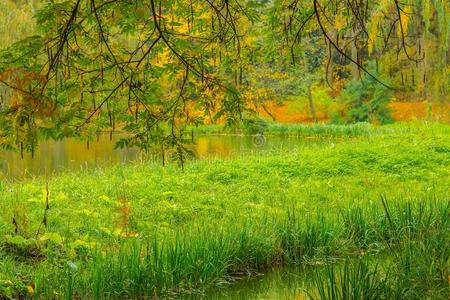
top-left (0, 134), bottom-right (333, 178)
top-left (191, 265), bottom-right (318, 300)
top-left (191, 255), bottom-right (388, 300)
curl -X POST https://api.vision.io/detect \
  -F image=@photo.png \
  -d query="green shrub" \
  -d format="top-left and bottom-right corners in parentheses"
top-left (241, 117), bottom-right (269, 135)
top-left (338, 62), bottom-right (394, 125)
top-left (0, 275), bottom-right (31, 300)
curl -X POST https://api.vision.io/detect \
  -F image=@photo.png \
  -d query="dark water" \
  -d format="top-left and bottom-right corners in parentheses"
top-left (192, 266), bottom-right (318, 300)
top-left (0, 134), bottom-right (331, 178)
top-left (192, 255), bottom-right (389, 299)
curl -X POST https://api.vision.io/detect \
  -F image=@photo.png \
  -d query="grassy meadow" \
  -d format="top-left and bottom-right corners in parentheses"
top-left (0, 122), bottom-right (449, 299)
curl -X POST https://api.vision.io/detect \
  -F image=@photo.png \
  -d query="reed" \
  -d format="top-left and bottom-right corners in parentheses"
top-left (313, 199), bottom-right (450, 300)
top-left (25, 197), bottom-right (449, 299)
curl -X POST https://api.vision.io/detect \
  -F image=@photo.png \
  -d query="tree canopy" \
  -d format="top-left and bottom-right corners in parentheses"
top-left (0, 0), bottom-right (448, 155)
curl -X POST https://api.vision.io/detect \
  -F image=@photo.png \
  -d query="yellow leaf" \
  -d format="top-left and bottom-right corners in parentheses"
top-left (398, 6), bottom-right (412, 38)
top-left (27, 286), bottom-right (34, 295)
top-left (334, 15), bottom-right (346, 31)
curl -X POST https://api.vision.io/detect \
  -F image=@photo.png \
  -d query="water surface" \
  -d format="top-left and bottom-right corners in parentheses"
top-left (195, 266), bottom-right (317, 300)
top-left (0, 134), bottom-right (333, 178)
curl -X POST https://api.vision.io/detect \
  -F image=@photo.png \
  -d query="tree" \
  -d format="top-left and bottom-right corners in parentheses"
top-left (0, 0), bottom-right (448, 155)
top-left (339, 62), bottom-right (394, 124)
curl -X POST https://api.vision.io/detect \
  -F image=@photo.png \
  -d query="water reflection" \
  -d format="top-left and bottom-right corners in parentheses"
top-left (0, 135), bottom-right (139, 178)
top-left (0, 134), bottom-right (327, 178)
top-left (186, 265), bottom-right (317, 300)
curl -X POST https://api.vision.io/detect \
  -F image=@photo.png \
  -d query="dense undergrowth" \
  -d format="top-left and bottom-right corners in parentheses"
top-left (0, 122), bottom-right (449, 299)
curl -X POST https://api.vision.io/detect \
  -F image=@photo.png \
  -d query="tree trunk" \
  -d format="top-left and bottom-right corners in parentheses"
top-left (420, 35), bottom-right (427, 99)
top-left (327, 28), bottom-right (337, 86)
top-left (307, 81), bottom-right (318, 123)
top-left (351, 28), bottom-right (360, 80)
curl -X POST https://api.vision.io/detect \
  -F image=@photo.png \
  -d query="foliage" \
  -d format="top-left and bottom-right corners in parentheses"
top-left (241, 117), bottom-right (269, 134)
top-left (0, 0), bottom-right (40, 47)
top-left (0, 275), bottom-right (31, 300)
top-left (0, 0), bottom-right (448, 153)
top-left (0, 0), bottom-right (262, 154)
top-left (337, 63), bottom-right (394, 124)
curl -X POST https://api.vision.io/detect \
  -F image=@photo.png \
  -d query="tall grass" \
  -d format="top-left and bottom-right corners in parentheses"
top-left (314, 259), bottom-right (387, 300)
top-left (25, 198), bottom-right (449, 299)
top-left (190, 122), bottom-right (375, 137)
top-left (190, 121), bottom-right (450, 138)
top-left (264, 123), bottom-right (374, 137)
top-left (313, 199), bottom-right (450, 300)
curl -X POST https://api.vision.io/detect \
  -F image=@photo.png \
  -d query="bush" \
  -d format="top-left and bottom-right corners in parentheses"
top-left (338, 62), bottom-right (394, 124)
top-left (241, 118), bottom-right (269, 135)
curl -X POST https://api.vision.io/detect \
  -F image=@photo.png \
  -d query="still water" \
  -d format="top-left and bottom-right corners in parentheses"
top-left (0, 134), bottom-right (328, 178)
top-left (191, 266), bottom-right (318, 300)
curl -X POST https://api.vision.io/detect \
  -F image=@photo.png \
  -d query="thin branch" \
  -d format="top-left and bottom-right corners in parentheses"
top-left (313, 0), bottom-right (395, 90)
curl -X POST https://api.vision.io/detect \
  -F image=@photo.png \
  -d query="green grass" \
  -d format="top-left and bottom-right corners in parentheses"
top-left (0, 122), bottom-right (449, 298)
top-left (191, 120), bottom-right (450, 137)
top-left (313, 199), bottom-right (450, 300)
